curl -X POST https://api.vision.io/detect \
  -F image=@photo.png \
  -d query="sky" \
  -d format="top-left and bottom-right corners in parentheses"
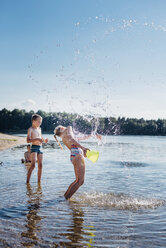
top-left (0, 0), bottom-right (166, 120)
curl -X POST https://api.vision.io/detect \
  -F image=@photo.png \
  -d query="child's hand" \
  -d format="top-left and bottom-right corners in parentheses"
top-left (82, 147), bottom-right (90, 157)
top-left (96, 133), bottom-right (102, 140)
top-left (44, 138), bottom-right (49, 143)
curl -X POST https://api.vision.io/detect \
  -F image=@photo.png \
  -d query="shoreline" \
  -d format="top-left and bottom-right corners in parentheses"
top-left (0, 133), bottom-right (26, 151)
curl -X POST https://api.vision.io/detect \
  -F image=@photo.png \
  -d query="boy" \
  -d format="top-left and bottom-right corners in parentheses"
top-left (26, 114), bottom-right (48, 184)
top-left (21, 144), bottom-right (31, 164)
top-left (54, 125), bottom-right (101, 200)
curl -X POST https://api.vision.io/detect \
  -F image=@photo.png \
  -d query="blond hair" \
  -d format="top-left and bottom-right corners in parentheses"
top-left (54, 125), bottom-right (64, 136)
top-left (54, 125), bottom-right (64, 150)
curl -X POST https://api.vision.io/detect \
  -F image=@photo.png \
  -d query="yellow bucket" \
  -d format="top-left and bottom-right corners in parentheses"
top-left (86, 150), bottom-right (99, 163)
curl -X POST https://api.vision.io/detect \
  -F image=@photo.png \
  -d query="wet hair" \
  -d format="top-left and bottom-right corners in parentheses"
top-left (54, 125), bottom-right (64, 150)
top-left (31, 114), bottom-right (42, 122)
top-left (54, 125), bottom-right (64, 136)
top-left (27, 145), bottom-right (31, 148)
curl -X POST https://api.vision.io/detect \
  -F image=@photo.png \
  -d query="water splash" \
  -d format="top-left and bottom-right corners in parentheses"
top-left (26, 15), bottom-right (166, 124)
top-left (73, 192), bottom-right (165, 210)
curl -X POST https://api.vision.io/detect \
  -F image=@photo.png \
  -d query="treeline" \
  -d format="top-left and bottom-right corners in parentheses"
top-left (0, 108), bottom-right (166, 136)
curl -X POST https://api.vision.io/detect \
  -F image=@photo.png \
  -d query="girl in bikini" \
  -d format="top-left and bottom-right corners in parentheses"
top-left (54, 125), bottom-right (101, 200)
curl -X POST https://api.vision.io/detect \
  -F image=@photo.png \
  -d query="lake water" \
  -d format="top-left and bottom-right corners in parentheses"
top-left (0, 135), bottom-right (166, 247)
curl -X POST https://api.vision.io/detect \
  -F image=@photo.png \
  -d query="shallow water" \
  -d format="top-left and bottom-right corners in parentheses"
top-left (0, 135), bottom-right (166, 247)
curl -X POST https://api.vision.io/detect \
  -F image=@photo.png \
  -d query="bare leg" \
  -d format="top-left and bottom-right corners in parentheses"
top-left (37, 154), bottom-right (43, 183)
top-left (64, 155), bottom-right (85, 200)
top-left (26, 153), bottom-right (36, 184)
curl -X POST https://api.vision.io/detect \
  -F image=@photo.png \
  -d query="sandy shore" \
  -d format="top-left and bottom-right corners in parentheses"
top-left (0, 133), bottom-right (26, 151)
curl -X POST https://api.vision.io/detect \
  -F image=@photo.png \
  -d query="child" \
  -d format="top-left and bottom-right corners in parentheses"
top-left (54, 125), bottom-right (101, 200)
top-left (26, 114), bottom-right (48, 184)
top-left (21, 144), bottom-right (31, 164)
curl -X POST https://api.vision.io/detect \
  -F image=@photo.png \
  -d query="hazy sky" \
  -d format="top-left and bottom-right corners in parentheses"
top-left (0, 0), bottom-right (166, 119)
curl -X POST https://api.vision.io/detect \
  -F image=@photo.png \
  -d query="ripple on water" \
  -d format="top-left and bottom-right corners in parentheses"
top-left (73, 192), bottom-right (165, 210)
top-left (106, 160), bottom-right (149, 168)
top-left (120, 161), bottom-right (149, 167)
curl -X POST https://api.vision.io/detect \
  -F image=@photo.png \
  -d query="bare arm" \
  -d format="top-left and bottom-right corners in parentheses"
top-left (68, 137), bottom-right (90, 157)
top-left (41, 136), bottom-right (49, 143)
top-left (69, 137), bottom-right (85, 149)
top-left (76, 133), bottom-right (102, 141)
top-left (76, 134), bottom-right (92, 141)
top-left (65, 126), bottom-right (85, 149)
top-left (27, 137), bottom-right (43, 143)
top-left (65, 126), bottom-right (90, 142)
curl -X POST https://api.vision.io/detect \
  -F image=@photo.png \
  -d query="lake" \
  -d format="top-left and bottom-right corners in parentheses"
top-left (0, 135), bottom-right (166, 247)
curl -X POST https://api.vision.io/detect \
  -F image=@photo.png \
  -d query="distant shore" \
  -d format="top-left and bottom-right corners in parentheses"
top-left (0, 133), bottom-right (26, 151)
top-left (1, 108), bottom-right (166, 136)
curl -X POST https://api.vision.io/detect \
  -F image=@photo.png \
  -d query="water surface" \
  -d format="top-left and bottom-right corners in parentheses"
top-left (0, 135), bottom-right (166, 247)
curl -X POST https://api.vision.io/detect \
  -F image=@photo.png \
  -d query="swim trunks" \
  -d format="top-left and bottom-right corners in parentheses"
top-left (70, 144), bottom-right (83, 162)
top-left (31, 145), bottom-right (43, 154)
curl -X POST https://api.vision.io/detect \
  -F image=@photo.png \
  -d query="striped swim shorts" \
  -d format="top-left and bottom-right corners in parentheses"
top-left (31, 145), bottom-right (43, 154)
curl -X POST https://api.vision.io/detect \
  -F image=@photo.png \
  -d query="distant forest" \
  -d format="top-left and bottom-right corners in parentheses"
top-left (0, 108), bottom-right (166, 136)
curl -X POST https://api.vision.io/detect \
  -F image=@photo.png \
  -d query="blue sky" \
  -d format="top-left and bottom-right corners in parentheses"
top-left (0, 0), bottom-right (166, 119)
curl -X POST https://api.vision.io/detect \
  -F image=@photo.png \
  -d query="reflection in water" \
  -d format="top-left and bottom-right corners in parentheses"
top-left (1, 136), bottom-right (166, 247)
top-left (57, 201), bottom-right (96, 247)
top-left (21, 184), bottom-right (42, 247)
top-left (83, 225), bottom-right (96, 248)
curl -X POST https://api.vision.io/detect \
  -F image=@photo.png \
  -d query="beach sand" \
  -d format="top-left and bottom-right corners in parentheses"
top-left (0, 133), bottom-right (26, 151)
